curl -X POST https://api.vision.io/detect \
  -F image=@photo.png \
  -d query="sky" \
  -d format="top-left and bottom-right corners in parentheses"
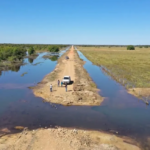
top-left (0, 0), bottom-right (150, 45)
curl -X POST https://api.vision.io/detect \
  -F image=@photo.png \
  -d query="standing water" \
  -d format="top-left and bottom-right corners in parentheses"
top-left (0, 48), bottom-right (150, 148)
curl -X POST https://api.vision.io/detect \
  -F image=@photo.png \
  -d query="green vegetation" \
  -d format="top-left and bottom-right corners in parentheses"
top-left (49, 55), bottom-right (59, 61)
top-left (144, 46), bottom-right (149, 48)
top-left (21, 72), bottom-right (28, 77)
top-left (43, 54), bottom-right (59, 61)
top-left (48, 45), bottom-right (59, 52)
top-left (32, 62), bottom-right (43, 66)
top-left (28, 46), bottom-right (35, 55)
top-left (79, 46), bottom-right (150, 88)
top-left (0, 46), bottom-right (26, 62)
top-left (0, 44), bottom-right (68, 67)
top-left (0, 44), bottom-right (68, 74)
top-left (127, 45), bottom-right (135, 50)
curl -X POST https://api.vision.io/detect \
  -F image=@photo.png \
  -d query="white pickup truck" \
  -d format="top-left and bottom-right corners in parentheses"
top-left (62, 76), bottom-right (71, 84)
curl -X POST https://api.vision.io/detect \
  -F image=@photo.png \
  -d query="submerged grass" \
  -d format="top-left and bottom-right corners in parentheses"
top-left (32, 62), bottom-right (43, 66)
top-left (79, 47), bottom-right (150, 88)
top-left (21, 72), bottom-right (28, 77)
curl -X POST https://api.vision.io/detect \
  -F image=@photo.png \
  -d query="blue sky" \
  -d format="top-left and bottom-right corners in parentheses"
top-left (0, 0), bottom-right (150, 45)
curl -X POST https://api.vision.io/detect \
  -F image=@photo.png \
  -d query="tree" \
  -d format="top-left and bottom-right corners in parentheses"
top-left (8, 56), bottom-right (17, 62)
top-left (48, 46), bottom-right (59, 52)
top-left (144, 46), bottom-right (148, 48)
top-left (28, 47), bottom-right (35, 55)
top-left (127, 45), bottom-right (135, 50)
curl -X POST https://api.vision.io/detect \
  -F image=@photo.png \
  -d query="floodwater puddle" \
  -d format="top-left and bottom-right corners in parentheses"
top-left (0, 48), bottom-right (150, 148)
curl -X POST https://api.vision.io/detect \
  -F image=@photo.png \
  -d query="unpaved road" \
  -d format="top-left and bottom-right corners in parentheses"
top-left (54, 45), bottom-right (75, 95)
top-left (0, 127), bottom-right (141, 150)
top-left (32, 46), bottom-right (103, 106)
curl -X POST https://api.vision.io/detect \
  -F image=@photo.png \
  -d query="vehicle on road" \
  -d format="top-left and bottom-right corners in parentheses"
top-left (66, 56), bottom-right (69, 59)
top-left (62, 76), bottom-right (71, 84)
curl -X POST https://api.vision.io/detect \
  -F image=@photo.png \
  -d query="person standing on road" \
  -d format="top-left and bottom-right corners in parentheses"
top-left (50, 84), bottom-right (52, 92)
top-left (61, 81), bottom-right (63, 87)
top-left (58, 80), bottom-right (60, 87)
top-left (65, 83), bottom-right (67, 92)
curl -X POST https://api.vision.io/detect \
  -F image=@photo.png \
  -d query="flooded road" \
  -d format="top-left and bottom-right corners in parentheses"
top-left (0, 49), bottom-right (150, 148)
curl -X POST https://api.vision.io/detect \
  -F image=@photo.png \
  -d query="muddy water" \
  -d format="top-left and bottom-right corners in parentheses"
top-left (0, 49), bottom-right (150, 148)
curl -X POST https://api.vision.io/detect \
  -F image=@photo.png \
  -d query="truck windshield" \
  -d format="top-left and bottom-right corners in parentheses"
top-left (64, 77), bottom-right (69, 79)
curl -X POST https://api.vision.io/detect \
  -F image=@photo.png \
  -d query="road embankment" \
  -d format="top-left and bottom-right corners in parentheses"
top-left (0, 127), bottom-right (141, 150)
top-left (31, 47), bottom-right (103, 106)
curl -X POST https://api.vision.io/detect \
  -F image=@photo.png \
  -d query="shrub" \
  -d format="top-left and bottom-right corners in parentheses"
top-left (8, 56), bottom-right (17, 62)
top-left (28, 47), bottom-right (35, 55)
top-left (48, 46), bottom-right (59, 52)
top-left (144, 46), bottom-right (148, 48)
top-left (49, 55), bottom-right (59, 61)
top-left (0, 46), bottom-right (26, 61)
top-left (127, 45), bottom-right (135, 50)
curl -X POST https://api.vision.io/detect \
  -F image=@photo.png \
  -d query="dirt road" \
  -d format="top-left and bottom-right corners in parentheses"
top-left (32, 46), bottom-right (103, 106)
top-left (0, 127), bottom-right (141, 150)
top-left (55, 45), bottom-right (75, 94)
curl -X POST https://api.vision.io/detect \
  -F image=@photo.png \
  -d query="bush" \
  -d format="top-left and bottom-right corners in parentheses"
top-left (48, 46), bottom-right (59, 52)
top-left (49, 55), bottom-right (59, 61)
top-left (28, 47), bottom-right (35, 55)
top-left (144, 46), bottom-right (148, 48)
top-left (127, 45), bottom-right (135, 50)
top-left (139, 46), bottom-right (143, 48)
top-left (8, 56), bottom-right (17, 62)
top-left (0, 46), bottom-right (26, 61)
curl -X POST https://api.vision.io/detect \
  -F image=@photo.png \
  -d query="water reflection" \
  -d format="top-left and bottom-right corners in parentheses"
top-left (9, 65), bottom-right (21, 72)
top-left (49, 55), bottom-right (59, 61)
top-left (28, 58), bottom-right (34, 63)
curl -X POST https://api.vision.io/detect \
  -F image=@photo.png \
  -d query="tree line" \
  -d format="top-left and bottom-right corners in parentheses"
top-left (0, 44), bottom-right (68, 62)
top-left (0, 46), bottom-right (26, 62)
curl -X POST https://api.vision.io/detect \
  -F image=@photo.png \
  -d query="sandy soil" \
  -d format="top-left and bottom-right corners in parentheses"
top-left (128, 88), bottom-right (150, 104)
top-left (31, 46), bottom-right (103, 106)
top-left (0, 127), bottom-right (141, 150)
top-left (128, 88), bottom-right (150, 97)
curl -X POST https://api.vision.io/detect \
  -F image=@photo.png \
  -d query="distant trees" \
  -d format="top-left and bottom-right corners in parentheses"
top-left (28, 46), bottom-right (35, 55)
top-left (127, 45), bottom-right (135, 50)
top-left (0, 46), bottom-right (26, 61)
top-left (48, 46), bottom-right (59, 52)
top-left (144, 46), bottom-right (149, 48)
top-left (0, 44), bottom-right (69, 62)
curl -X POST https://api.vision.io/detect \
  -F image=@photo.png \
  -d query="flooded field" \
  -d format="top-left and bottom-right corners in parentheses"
top-left (0, 49), bottom-right (150, 148)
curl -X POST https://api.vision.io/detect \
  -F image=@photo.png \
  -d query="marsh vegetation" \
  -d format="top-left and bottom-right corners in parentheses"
top-left (0, 44), bottom-right (68, 73)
